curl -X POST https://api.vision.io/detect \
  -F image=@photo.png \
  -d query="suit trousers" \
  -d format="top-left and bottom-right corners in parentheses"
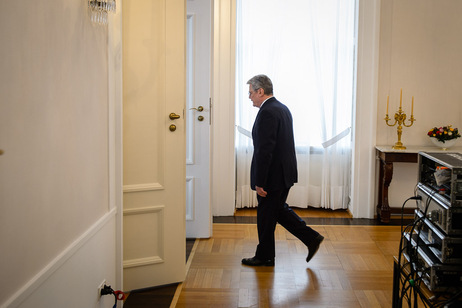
top-left (255, 187), bottom-right (320, 260)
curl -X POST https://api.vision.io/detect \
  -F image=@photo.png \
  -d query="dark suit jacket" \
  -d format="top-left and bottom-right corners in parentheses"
top-left (250, 97), bottom-right (298, 191)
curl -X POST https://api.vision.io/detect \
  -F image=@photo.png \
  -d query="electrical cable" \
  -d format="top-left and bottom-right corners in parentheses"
top-left (406, 189), bottom-right (435, 281)
top-left (398, 195), bottom-right (423, 287)
top-left (397, 192), bottom-right (430, 308)
top-left (410, 189), bottom-right (437, 295)
top-left (399, 270), bottom-right (426, 307)
top-left (433, 289), bottom-right (462, 308)
top-left (400, 194), bottom-right (422, 234)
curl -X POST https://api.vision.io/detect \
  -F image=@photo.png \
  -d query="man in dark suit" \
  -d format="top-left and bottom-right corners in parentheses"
top-left (242, 74), bottom-right (324, 266)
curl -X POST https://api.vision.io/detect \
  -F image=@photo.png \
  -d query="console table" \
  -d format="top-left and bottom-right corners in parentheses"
top-left (375, 146), bottom-right (462, 223)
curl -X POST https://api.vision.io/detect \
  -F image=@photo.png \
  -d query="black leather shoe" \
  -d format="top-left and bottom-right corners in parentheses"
top-left (241, 256), bottom-right (274, 266)
top-left (306, 234), bottom-right (324, 263)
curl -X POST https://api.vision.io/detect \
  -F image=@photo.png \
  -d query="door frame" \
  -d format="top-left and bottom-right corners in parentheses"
top-left (108, 2), bottom-right (124, 291)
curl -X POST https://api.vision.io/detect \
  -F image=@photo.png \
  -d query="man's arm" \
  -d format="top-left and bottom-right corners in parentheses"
top-left (254, 108), bottom-right (278, 192)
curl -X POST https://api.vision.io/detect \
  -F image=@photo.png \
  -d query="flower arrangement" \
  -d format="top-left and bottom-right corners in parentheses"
top-left (427, 125), bottom-right (461, 143)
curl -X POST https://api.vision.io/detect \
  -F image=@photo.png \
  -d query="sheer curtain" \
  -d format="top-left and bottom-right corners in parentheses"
top-left (235, 0), bottom-right (355, 210)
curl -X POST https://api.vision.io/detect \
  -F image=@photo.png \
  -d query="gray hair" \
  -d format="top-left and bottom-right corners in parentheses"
top-left (247, 74), bottom-right (273, 95)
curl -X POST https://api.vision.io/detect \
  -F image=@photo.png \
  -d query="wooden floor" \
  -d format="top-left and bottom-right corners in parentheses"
top-left (173, 223), bottom-right (401, 308)
top-left (235, 207), bottom-right (352, 218)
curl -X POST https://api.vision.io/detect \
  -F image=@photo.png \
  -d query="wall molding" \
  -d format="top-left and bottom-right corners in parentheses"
top-left (123, 256), bottom-right (164, 269)
top-left (123, 205), bottom-right (165, 216)
top-left (123, 183), bottom-right (164, 193)
top-left (2, 208), bottom-right (117, 308)
top-left (122, 205), bottom-right (165, 270)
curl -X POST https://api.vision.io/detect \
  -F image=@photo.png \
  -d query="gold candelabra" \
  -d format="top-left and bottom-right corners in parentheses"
top-left (384, 89), bottom-right (416, 150)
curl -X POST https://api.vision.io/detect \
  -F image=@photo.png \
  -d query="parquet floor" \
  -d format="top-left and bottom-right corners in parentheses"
top-left (173, 223), bottom-right (401, 308)
top-left (235, 207), bottom-right (352, 218)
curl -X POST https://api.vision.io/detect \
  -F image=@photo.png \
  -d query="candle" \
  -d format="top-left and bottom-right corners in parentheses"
top-left (411, 96), bottom-right (414, 115)
top-left (386, 95), bottom-right (389, 114)
top-left (400, 88), bottom-right (402, 108)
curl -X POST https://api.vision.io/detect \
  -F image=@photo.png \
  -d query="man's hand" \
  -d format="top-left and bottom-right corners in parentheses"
top-left (256, 186), bottom-right (267, 197)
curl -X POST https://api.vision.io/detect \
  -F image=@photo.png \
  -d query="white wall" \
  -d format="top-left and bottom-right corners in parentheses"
top-left (0, 1), bottom-right (122, 307)
top-left (376, 0), bottom-right (462, 208)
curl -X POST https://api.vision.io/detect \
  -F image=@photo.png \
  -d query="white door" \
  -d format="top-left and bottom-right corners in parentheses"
top-left (122, 0), bottom-right (186, 291)
top-left (186, 0), bottom-right (212, 238)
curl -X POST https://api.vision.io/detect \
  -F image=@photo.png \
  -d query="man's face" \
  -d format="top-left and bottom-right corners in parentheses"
top-left (248, 85), bottom-right (262, 108)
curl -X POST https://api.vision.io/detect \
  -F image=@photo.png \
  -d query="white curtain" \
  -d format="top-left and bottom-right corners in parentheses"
top-left (235, 0), bottom-right (355, 210)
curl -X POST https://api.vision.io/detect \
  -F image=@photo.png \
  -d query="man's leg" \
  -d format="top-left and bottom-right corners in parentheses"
top-left (277, 202), bottom-right (321, 246)
top-left (275, 188), bottom-right (324, 263)
top-left (254, 190), bottom-right (281, 260)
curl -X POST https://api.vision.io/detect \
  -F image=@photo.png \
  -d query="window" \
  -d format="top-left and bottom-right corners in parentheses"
top-left (235, 0), bottom-right (356, 210)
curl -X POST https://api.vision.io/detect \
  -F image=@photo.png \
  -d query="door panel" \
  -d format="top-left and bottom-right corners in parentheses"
top-left (123, 0), bottom-right (186, 291)
top-left (186, 0), bottom-right (212, 238)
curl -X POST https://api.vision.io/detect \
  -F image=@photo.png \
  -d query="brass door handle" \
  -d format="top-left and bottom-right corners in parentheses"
top-left (169, 113), bottom-right (181, 120)
top-left (190, 106), bottom-right (204, 112)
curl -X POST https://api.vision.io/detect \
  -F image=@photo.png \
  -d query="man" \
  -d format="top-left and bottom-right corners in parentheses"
top-left (242, 74), bottom-right (324, 266)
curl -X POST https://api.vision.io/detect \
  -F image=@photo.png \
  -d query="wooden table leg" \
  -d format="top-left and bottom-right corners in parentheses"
top-left (377, 159), bottom-right (393, 223)
top-left (377, 158), bottom-right (384, 220)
